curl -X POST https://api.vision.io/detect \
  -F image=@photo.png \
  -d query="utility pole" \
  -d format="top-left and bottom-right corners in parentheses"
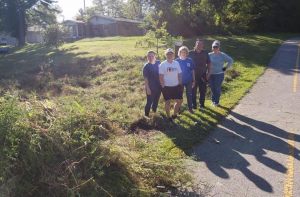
top-left (83, 0), bottom-right (86, 11)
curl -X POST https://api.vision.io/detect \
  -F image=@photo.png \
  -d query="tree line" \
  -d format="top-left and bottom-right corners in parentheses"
top-left (1, 0), bottom-right (299, 46)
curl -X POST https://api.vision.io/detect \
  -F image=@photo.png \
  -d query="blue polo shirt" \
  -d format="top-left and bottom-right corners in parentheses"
top-left (175, 57), bottom-right (195, 85)
top-left (143, 60), bottom-right (161, 91)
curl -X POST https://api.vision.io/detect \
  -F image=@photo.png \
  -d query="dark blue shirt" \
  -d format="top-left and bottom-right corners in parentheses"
top-left (175, 58), bottom-right (195, 85)
top-left (143, 60), bottom-right (161, 91)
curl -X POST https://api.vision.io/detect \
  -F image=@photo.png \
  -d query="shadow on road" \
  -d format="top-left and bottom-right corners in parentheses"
top-left (191, 108), bottom-right (300, 193)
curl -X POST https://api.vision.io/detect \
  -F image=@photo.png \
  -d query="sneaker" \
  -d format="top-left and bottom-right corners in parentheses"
top-left (188, 109), bottom-right (194, 114)
top-left (200, 105), bottom-right (205, 109)
top-left (212, 102), bottom-right (219, 107)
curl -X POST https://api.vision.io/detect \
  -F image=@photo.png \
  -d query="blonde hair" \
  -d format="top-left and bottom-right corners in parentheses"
top-left (178, 46), bottom-right (189, 57)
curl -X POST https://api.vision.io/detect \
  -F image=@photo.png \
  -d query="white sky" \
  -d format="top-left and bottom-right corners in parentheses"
top-left (57, 0), bottom-right (93, 20)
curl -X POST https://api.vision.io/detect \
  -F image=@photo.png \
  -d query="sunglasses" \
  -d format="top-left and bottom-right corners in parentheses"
top-left (213, 46), bottom-right (219, 49)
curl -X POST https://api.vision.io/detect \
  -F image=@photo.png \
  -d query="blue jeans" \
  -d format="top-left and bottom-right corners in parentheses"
top-left (209, 73), bottom-right (224, 104)
top-left (145, 89), bottom-right (161, 116)
top-left (183, 82), bottom-right (193, 110)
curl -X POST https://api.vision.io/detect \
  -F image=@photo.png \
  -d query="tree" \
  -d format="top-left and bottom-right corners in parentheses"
top-left (0, 0), bottom-right (57, 46)
top-left (123, 0), bottom-right (144, 19)
top-left (27, 2), bottom-right (60, 28)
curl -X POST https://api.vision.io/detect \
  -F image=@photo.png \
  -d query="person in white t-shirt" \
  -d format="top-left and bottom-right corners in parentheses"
top-left (159, 48), bottom-right (183, 121)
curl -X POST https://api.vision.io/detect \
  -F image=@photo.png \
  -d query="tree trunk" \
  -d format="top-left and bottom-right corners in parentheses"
top-left (17, 8), bottom-right (26, 46)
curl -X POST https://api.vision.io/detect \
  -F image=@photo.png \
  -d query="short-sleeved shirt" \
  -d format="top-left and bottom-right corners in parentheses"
top-left (175, 57), bottom-right (195, 85)
top-left (189, 50), bottom-right (211, 79)
top-left (143, 60), bottom-right (161, 91)
top-left (159, 60), bottom-right (182, 87)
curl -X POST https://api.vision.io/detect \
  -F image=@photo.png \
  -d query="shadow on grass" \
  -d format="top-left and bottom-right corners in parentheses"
top-left (0, 44), bottom-right (107, 95)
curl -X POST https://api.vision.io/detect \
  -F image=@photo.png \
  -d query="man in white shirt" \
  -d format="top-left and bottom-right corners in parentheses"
top-left (159, 48), bottom-right (183, 121)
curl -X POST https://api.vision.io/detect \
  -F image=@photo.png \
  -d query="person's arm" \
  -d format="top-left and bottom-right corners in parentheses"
top-left (178, 73), bottom-right (182, 85)
top-left (143, 65), bottom-right (151, 95)
top-left (191, 59), bottom-right (196, 87)
top-left (222, 52), bottom-right (234, 71)
top-left (159, 64), bottom-right (165, 88)
top-left (206, 53), bottom-right (212, 80)
top-left (159, 74), bottom-right (165, 88)
top-left (144, 78), bottom-right (151, 95)
top-left (177, 62), bottom-right (182, 85)
top-left (192, 70), bottom-right (196, 88)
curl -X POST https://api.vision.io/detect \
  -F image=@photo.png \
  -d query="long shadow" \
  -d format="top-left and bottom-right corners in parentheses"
top-left (0, 44), bottom-right (103, 95)
top-left (191, 109), bottom-right (300, 193)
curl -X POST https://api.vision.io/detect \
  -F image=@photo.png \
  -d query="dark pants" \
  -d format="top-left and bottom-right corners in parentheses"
top-left (183, 82), bottom-right (193, 110)
top-left (209, 73), bottom-right (224, 105)
top-left (192, 77), bottom-right (207, 108)
top-left (145, 89), bottom-right (161, 116)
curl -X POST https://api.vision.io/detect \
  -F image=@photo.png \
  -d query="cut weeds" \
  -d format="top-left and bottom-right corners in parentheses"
top-left (0, 34), bottom-right (296, 196)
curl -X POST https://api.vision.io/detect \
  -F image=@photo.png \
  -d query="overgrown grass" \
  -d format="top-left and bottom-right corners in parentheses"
top-left (0, 34), bottom-right (297, 196)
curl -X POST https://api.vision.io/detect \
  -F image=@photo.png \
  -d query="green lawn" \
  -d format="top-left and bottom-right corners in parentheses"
top-left (0, 34), bottom-right (296, 196)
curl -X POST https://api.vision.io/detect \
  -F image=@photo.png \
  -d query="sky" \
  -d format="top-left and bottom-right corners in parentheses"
top-left (57, 0), bottom-right (93, 20)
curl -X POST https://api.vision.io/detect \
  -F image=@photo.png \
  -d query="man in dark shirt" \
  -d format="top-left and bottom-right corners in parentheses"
top-left (189, 39), bottom-right (211, 109)
top-left (143, 51), bottom-right (161, 117)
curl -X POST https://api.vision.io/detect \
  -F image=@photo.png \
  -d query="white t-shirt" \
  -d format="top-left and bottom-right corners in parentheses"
top-left (159, 60), bottom-right (182, 87)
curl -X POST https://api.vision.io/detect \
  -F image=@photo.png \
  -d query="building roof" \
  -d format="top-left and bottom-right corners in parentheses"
top-left (63, 20), bottom-right (85, 25)
top-left (90, 15), bottom-right (142, 24)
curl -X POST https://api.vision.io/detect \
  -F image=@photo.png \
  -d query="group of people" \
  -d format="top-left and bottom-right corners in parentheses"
top-left (143, 39), bottom-right (233, 121)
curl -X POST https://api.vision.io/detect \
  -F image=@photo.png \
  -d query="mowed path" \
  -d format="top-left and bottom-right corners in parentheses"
top-left (190, 39), bottom-right (300, 197)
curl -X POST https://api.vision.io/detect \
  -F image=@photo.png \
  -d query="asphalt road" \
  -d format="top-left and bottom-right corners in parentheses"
top-left (190, 39), bottom-right (300, 197)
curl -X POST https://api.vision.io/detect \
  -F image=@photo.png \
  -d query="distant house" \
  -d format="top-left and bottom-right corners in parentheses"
top-left (26, 26), bottom-right (44, 43)
top-left (63, 20), bottom-right (86, 40)
top-left (88, 15), bottom-right (144, 37)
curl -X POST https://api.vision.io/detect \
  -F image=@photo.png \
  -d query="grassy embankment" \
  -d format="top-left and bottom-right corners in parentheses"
top-left (0, 34), bottom-right (295, 196)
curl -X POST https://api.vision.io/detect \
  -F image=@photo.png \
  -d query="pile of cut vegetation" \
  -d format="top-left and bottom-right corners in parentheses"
top-left (0, 95), bottom-right (191, 196)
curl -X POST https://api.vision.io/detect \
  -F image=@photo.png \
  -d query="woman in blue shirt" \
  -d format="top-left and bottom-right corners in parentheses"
top-left (176, 46), bottom-right (196, 113)
top-left (143, 50), bottom-right (161, 116)
top-left (209, 40), bottom-right (233, 106)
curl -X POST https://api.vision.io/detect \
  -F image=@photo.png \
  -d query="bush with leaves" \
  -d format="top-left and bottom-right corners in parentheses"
top-left (43, 24), bottom-right (66, 48)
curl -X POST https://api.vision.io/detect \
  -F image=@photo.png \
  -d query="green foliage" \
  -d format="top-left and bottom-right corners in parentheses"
top-left (43, 24), bottom-right (66, 48)
top-left (0, 0), bottom-right (57, 45)
top-left (142, 0), bottom-right (300, 35)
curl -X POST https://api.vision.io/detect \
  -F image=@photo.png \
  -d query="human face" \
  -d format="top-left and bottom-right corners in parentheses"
top-left (166, 52), bottom-right (174, 62)
top-left (195, 41), bottom-right (204, 51)
top-left (212, 46), bottom-right (220, 53)
top-left (147, 53), bottom-right (156, 64)
top-left (179, 50), bottom-right (188, 59)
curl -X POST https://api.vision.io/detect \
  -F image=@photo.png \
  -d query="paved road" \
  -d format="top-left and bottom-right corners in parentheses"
top-left (190, 39), bottom-right (300, 197)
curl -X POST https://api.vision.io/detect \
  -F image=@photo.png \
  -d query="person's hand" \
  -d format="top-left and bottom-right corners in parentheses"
top-left (146, 87), bottom-right (151, 95)
top-left (222, 67), bottom-right (227, 71)
top-left (192, 81), bottom-right (196, 88)
top-left (206, 74), bottom-right (210, 81)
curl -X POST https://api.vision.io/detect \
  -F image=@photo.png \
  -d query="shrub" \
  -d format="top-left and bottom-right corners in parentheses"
top-left (43, 24), bottom-right (67, 48)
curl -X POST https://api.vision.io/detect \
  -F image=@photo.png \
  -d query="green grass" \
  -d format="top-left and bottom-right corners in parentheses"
top-left (0, 33), bottom-right (297, 196)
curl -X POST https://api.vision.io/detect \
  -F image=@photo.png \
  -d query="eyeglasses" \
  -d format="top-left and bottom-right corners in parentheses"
top-left (213, 46), bottom-right (219, 49)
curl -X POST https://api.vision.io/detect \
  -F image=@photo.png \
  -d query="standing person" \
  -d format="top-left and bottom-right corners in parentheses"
top-left (143, 50), bottom-right (161, 117)
top-left (209, 40), bottom-right (234, 106)
top-left (159, 48), bottom-right (183, 121)
top-left (189, 39), bottom-right (211, 109)
top-left (175, 46), bottom-right (196, 113)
